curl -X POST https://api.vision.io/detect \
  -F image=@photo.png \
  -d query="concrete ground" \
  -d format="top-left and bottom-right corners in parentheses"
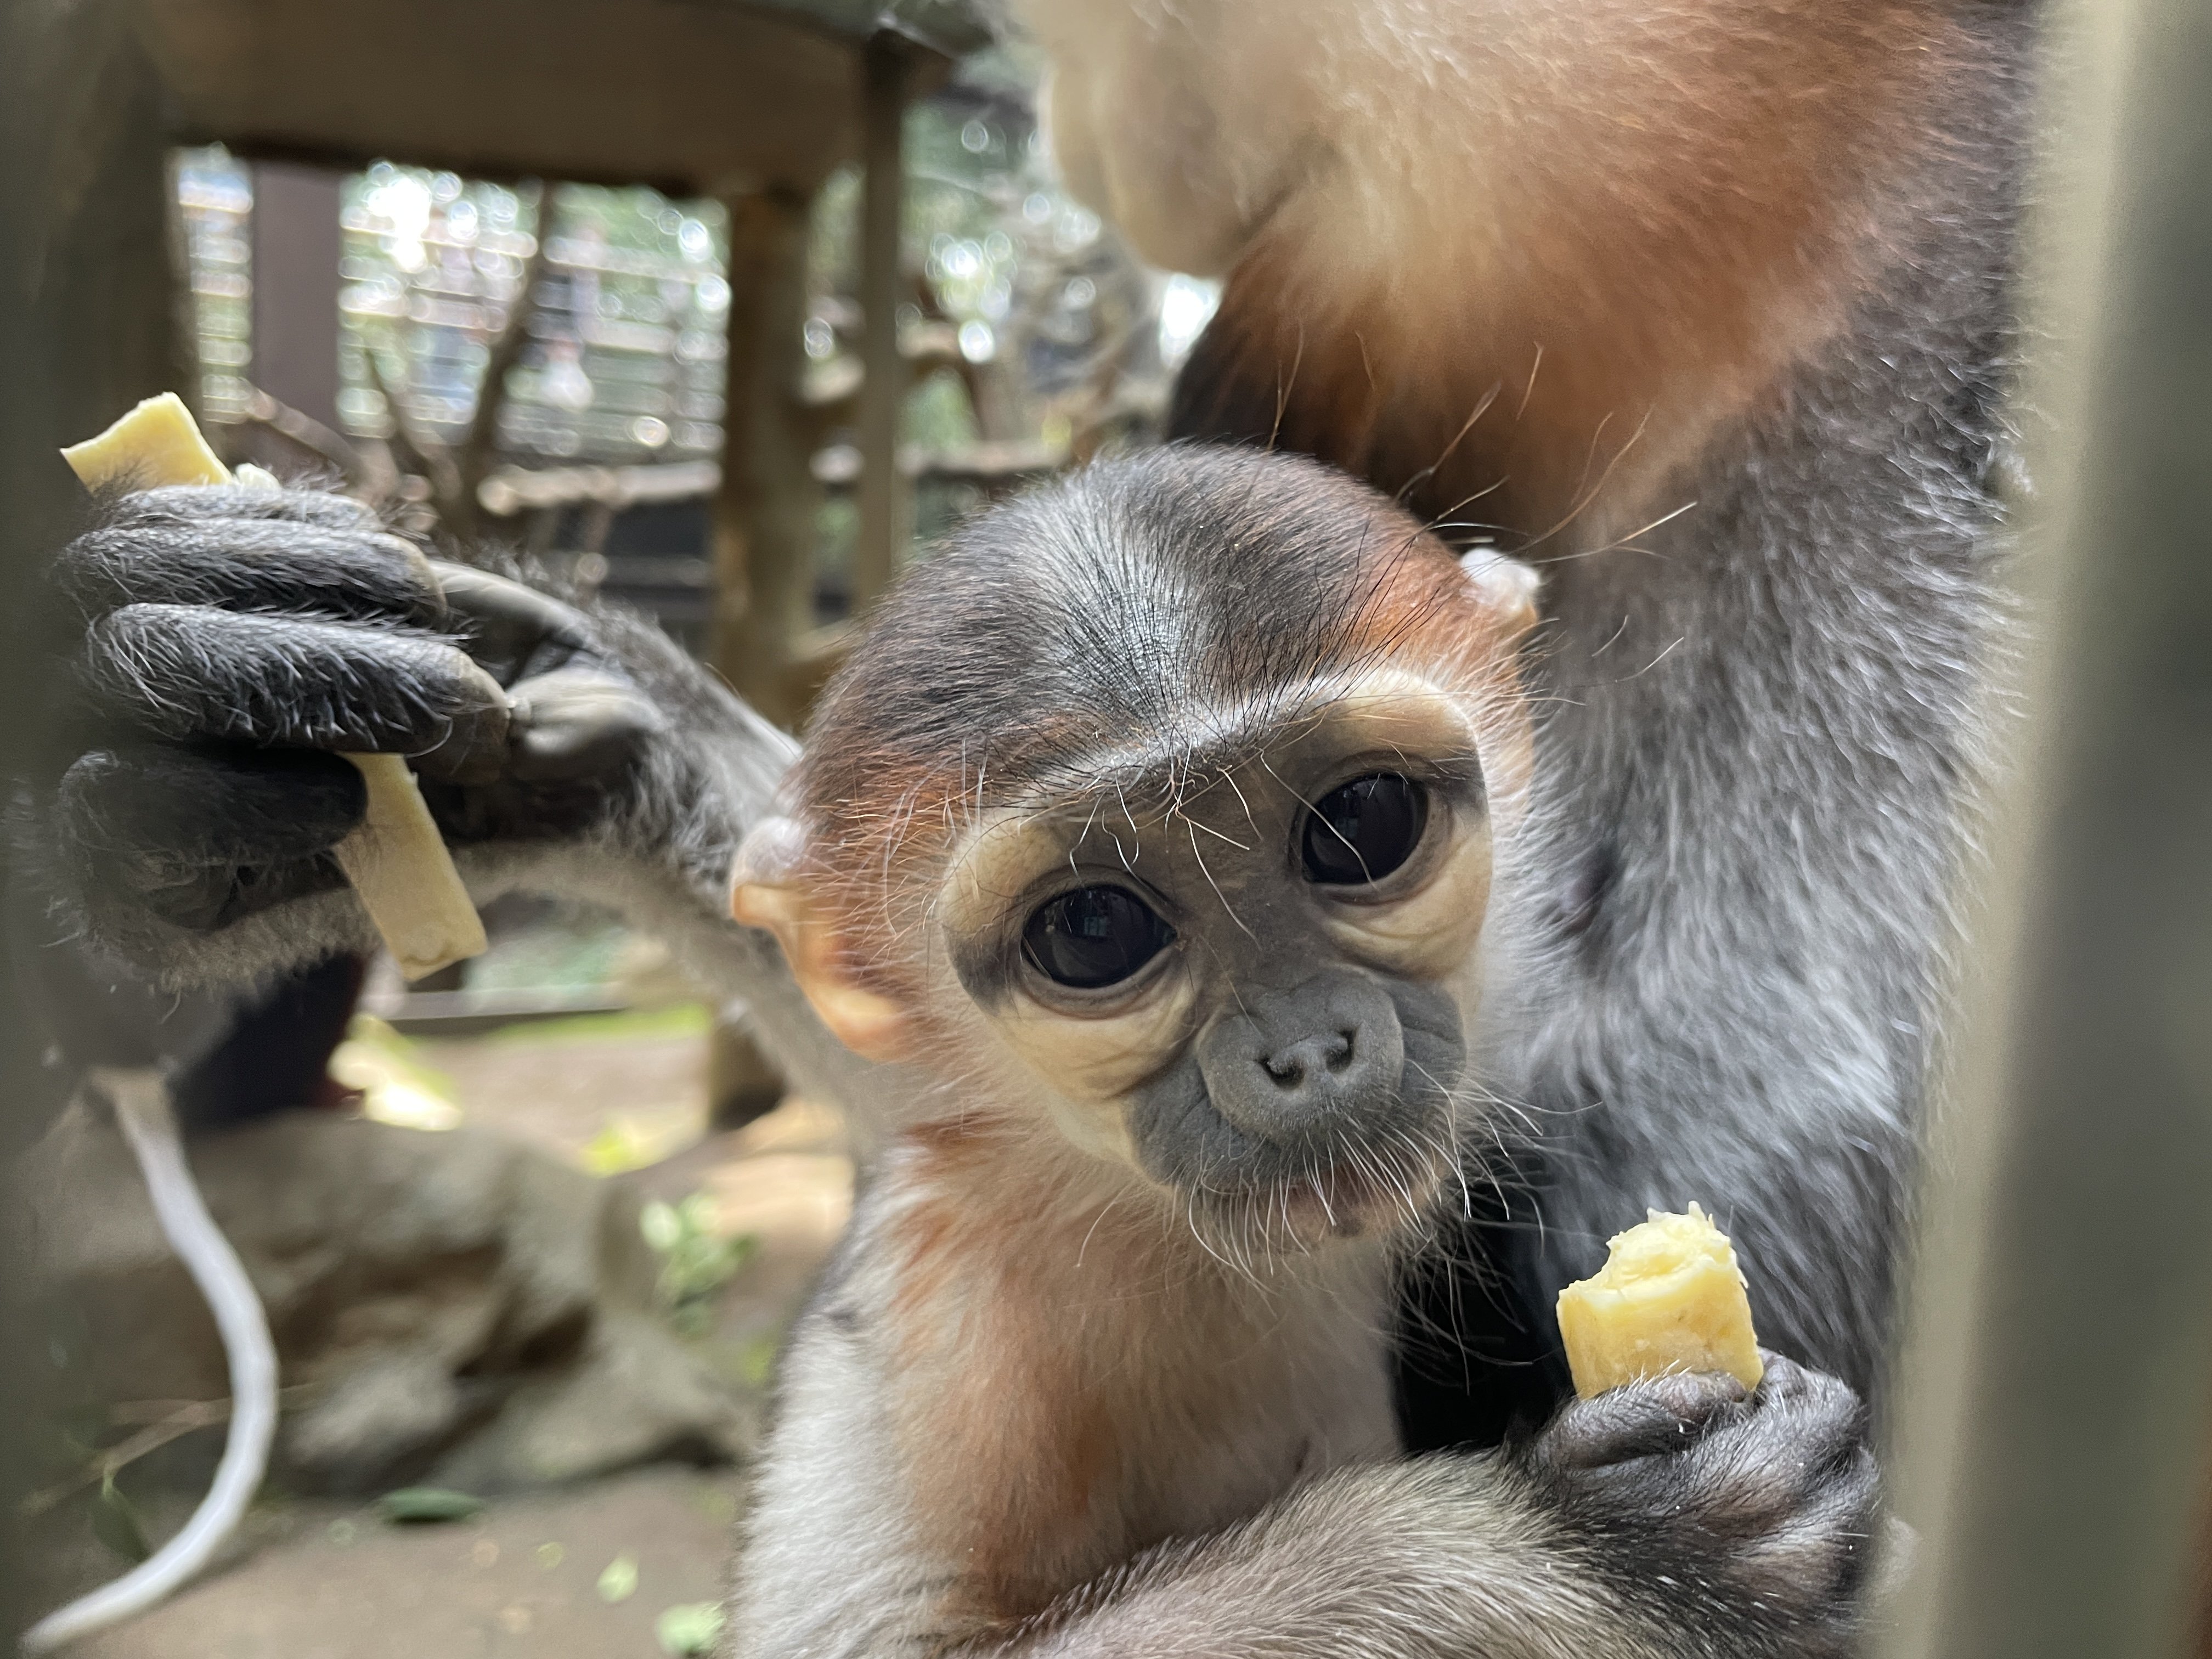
top-left (74, 1468), bottom-right (741, 1659)
top-left (39, 1016), bottom-right (853, 1658)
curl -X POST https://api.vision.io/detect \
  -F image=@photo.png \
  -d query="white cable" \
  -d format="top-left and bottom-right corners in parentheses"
top-left (21, 1069), bottom-right (279, 1653)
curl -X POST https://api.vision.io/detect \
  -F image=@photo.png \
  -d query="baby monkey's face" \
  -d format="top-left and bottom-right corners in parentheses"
top-left (741, 447), bottom-right (1536, 1252)
top-left (931, 675), bottom-right (1497, 1244)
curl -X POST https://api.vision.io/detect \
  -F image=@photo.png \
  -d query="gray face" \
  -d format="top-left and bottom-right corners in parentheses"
top-left (1128, 969), bottom-right (1466, 1201)
top-left (937, 681), bottom-right (1497, 1238)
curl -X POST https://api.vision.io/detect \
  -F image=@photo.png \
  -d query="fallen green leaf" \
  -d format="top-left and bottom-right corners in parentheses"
top-left (376, 1486), bottom-right (484, 1524)
top-left (656, 1601), bottom-right (725, 1655)
top-left (597, 1551), bottom-right (640, 1604)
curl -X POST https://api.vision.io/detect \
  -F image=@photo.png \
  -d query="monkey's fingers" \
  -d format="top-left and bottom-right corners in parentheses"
top-left (1530, 1369), bottom-right (1753, 1474)
top-left (101, 484), bottom-right (383, 532)
top-left (59, 747), bottom-right (364, 865)
top-left (79, 604), bottom-right (510, 783)
top-left (58, 515), bottom-right (443, 629)
top-left (506, 668), bottom-right (668, 783)
top-left (55, 747), bottom-right (362, 929)
top-left (427, 563), bottom-right (603, 688)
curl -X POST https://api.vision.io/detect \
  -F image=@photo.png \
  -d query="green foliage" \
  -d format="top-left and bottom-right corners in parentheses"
top-left (464, 909), bottom-right (636, 993)
top-left (735, 1331), bottom-right (784, 1390)
top-left (904, 366), bottom-right (980, 453)
top-left (339, 165), bottom-right (732, 465)
top-left (376, 1486), bottom-right (484, 1524)
top-left (656, 1601), bottom-right (726, 1655)
top-left (641, 1194), bottom-right (758, 1335)
top-left (597, 1551), bottom-right (640, 1603)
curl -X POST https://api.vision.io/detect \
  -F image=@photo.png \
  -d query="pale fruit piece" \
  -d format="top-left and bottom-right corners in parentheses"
top-left (333, 754), bottom-right (488, 981)
top-left (61, 397), bottom-right (485, 979)
top-left (1555, 1204), bottom-right (1764, 1398)
top-left (61, 393), bottom-right (231, 489)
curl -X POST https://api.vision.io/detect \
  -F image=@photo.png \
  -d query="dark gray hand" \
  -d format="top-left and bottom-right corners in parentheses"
top-left (1515, 1354), bottom-right (1884, 1655)
top-left (27, 483), bottom-right (782, 974)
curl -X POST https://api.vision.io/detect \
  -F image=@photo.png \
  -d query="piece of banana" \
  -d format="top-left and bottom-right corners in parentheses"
top-left (1555, 1203), bottom-right (1764, 1398)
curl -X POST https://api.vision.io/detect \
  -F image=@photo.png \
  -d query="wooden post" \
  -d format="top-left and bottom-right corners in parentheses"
top-left (707, 183), bottom-right (817, 1127)
top-left (0, 0), bottom-right (188, 1621)
top-left (3, 1), bottom-right (191, 552)
top-left (1876, 1), bottom-right (2212, 1655)
top-left (248, 161), bottom-right (344, 431)
top-left (851, 32), bottom-right (915, 612)
top-left (712, 185), bottom-right (817, 730)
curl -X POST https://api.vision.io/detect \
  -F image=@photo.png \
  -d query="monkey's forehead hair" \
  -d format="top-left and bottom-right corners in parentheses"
top-left (795, 444), bottom-right (1491, 858)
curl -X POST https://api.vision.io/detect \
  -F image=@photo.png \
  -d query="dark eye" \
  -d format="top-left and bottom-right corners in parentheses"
top-left (1301, 774), bottom-right (1429, 885)
top-left (1022, 886), bottom-right (1176, 989)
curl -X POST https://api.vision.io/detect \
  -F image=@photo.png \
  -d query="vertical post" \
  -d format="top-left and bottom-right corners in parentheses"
top-left (0, 0), bottom-right (184, 1634)
top-left (708, 184), bottom-right (816, 1127)
top-left (248, 161), bottom-right (344, 431)
top-left (4, 1), bottom-right (189, 533)
top-left (1877, 0), bottom-right (2212, 1655)
top-left (712, 185), bottom-right (819, 729)
top-left (852, 32), bottom-right (915, 612)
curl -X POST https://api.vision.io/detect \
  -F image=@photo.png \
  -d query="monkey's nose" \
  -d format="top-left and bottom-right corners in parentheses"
top-left (1198, 972), bottom-right (1407, 1142)
top-left (1261, 1029), bottom-right (1357, 1089)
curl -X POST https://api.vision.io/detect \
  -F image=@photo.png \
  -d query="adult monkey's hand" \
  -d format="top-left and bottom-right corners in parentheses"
top-left (23, 483), bottom-right (810, 1019)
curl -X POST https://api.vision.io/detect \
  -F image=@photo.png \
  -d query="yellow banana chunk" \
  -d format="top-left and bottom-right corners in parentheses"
top-left (1555, 1204), bottom-right (1764, 1398)
top-left (62, 393), bottom-right (231, 488)
top-left (64, 396), bottom-right (487, 980)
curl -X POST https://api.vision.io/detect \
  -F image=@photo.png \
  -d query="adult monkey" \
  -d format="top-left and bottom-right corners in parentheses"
top-left (1025, 0), bottom-right (2032, 1428)
top-left (15, 0), bottom-right (2027, 1647)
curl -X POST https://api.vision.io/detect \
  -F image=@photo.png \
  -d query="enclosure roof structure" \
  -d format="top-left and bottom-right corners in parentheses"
top-left (140, 0), bottom-right (992, 195)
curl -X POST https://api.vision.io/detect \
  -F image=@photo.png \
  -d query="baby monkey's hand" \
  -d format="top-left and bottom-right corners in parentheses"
top-left (1517, 1354), bottom-right (1883, 1656)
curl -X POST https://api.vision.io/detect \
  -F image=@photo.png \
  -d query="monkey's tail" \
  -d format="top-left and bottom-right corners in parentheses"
top-left (20, 1069), bottom-right (279, 1654)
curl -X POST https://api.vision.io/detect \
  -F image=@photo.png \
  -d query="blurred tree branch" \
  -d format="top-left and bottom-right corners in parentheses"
top-left (365, 180), bottom-right (557, 543)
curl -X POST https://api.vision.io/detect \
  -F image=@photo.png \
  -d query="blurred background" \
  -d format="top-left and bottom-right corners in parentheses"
top-left (7, 4), bottom-right (2212, 1659)
top-left (3, 5), bottom-right (1220, 1654)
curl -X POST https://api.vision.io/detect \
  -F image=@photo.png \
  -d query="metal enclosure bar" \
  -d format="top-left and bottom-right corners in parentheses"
top-left (1878, 0), bottom-right (2212, 1654)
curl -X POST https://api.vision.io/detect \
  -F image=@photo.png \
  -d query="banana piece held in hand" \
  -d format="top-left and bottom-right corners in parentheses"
top-left (1555, 1203), bottom-right (1765, 1398)
top-left (63, 393), bottom-right (488, 980)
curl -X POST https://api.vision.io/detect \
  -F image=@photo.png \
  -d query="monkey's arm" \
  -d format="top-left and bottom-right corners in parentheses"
top-left (20, 485), bottom-right (886, 1111)
top-left (1016, 1369), bottom-right (1881, 1659)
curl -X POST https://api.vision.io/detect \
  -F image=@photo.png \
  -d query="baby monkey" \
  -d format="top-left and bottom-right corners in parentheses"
top-left (726, 448), bottom-right (1870, 1657)
top-left (731, 444), bottom-right (1532, 1638)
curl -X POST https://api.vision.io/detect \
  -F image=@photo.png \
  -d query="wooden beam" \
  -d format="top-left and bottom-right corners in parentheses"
top-left (138, 0), bottom-right (868, 196)
top-left (852, 32), bottom-right (918, 612)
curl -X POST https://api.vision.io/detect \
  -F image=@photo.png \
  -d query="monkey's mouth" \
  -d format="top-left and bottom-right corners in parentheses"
top-left (1185, 1119), bottom-right (1460, 1250)
top-left (1132, 1035), bottom-right (1477, 1256)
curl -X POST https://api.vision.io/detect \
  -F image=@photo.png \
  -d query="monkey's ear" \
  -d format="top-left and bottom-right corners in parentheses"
top-left (1458, 548), bottom-right (1542, 633)
top-left (730, 817), bottom-right (917, 1064)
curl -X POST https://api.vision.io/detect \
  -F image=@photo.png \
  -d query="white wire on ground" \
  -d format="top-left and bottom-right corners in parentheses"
top-left (21, 1069), bottom-right (279, 1653)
